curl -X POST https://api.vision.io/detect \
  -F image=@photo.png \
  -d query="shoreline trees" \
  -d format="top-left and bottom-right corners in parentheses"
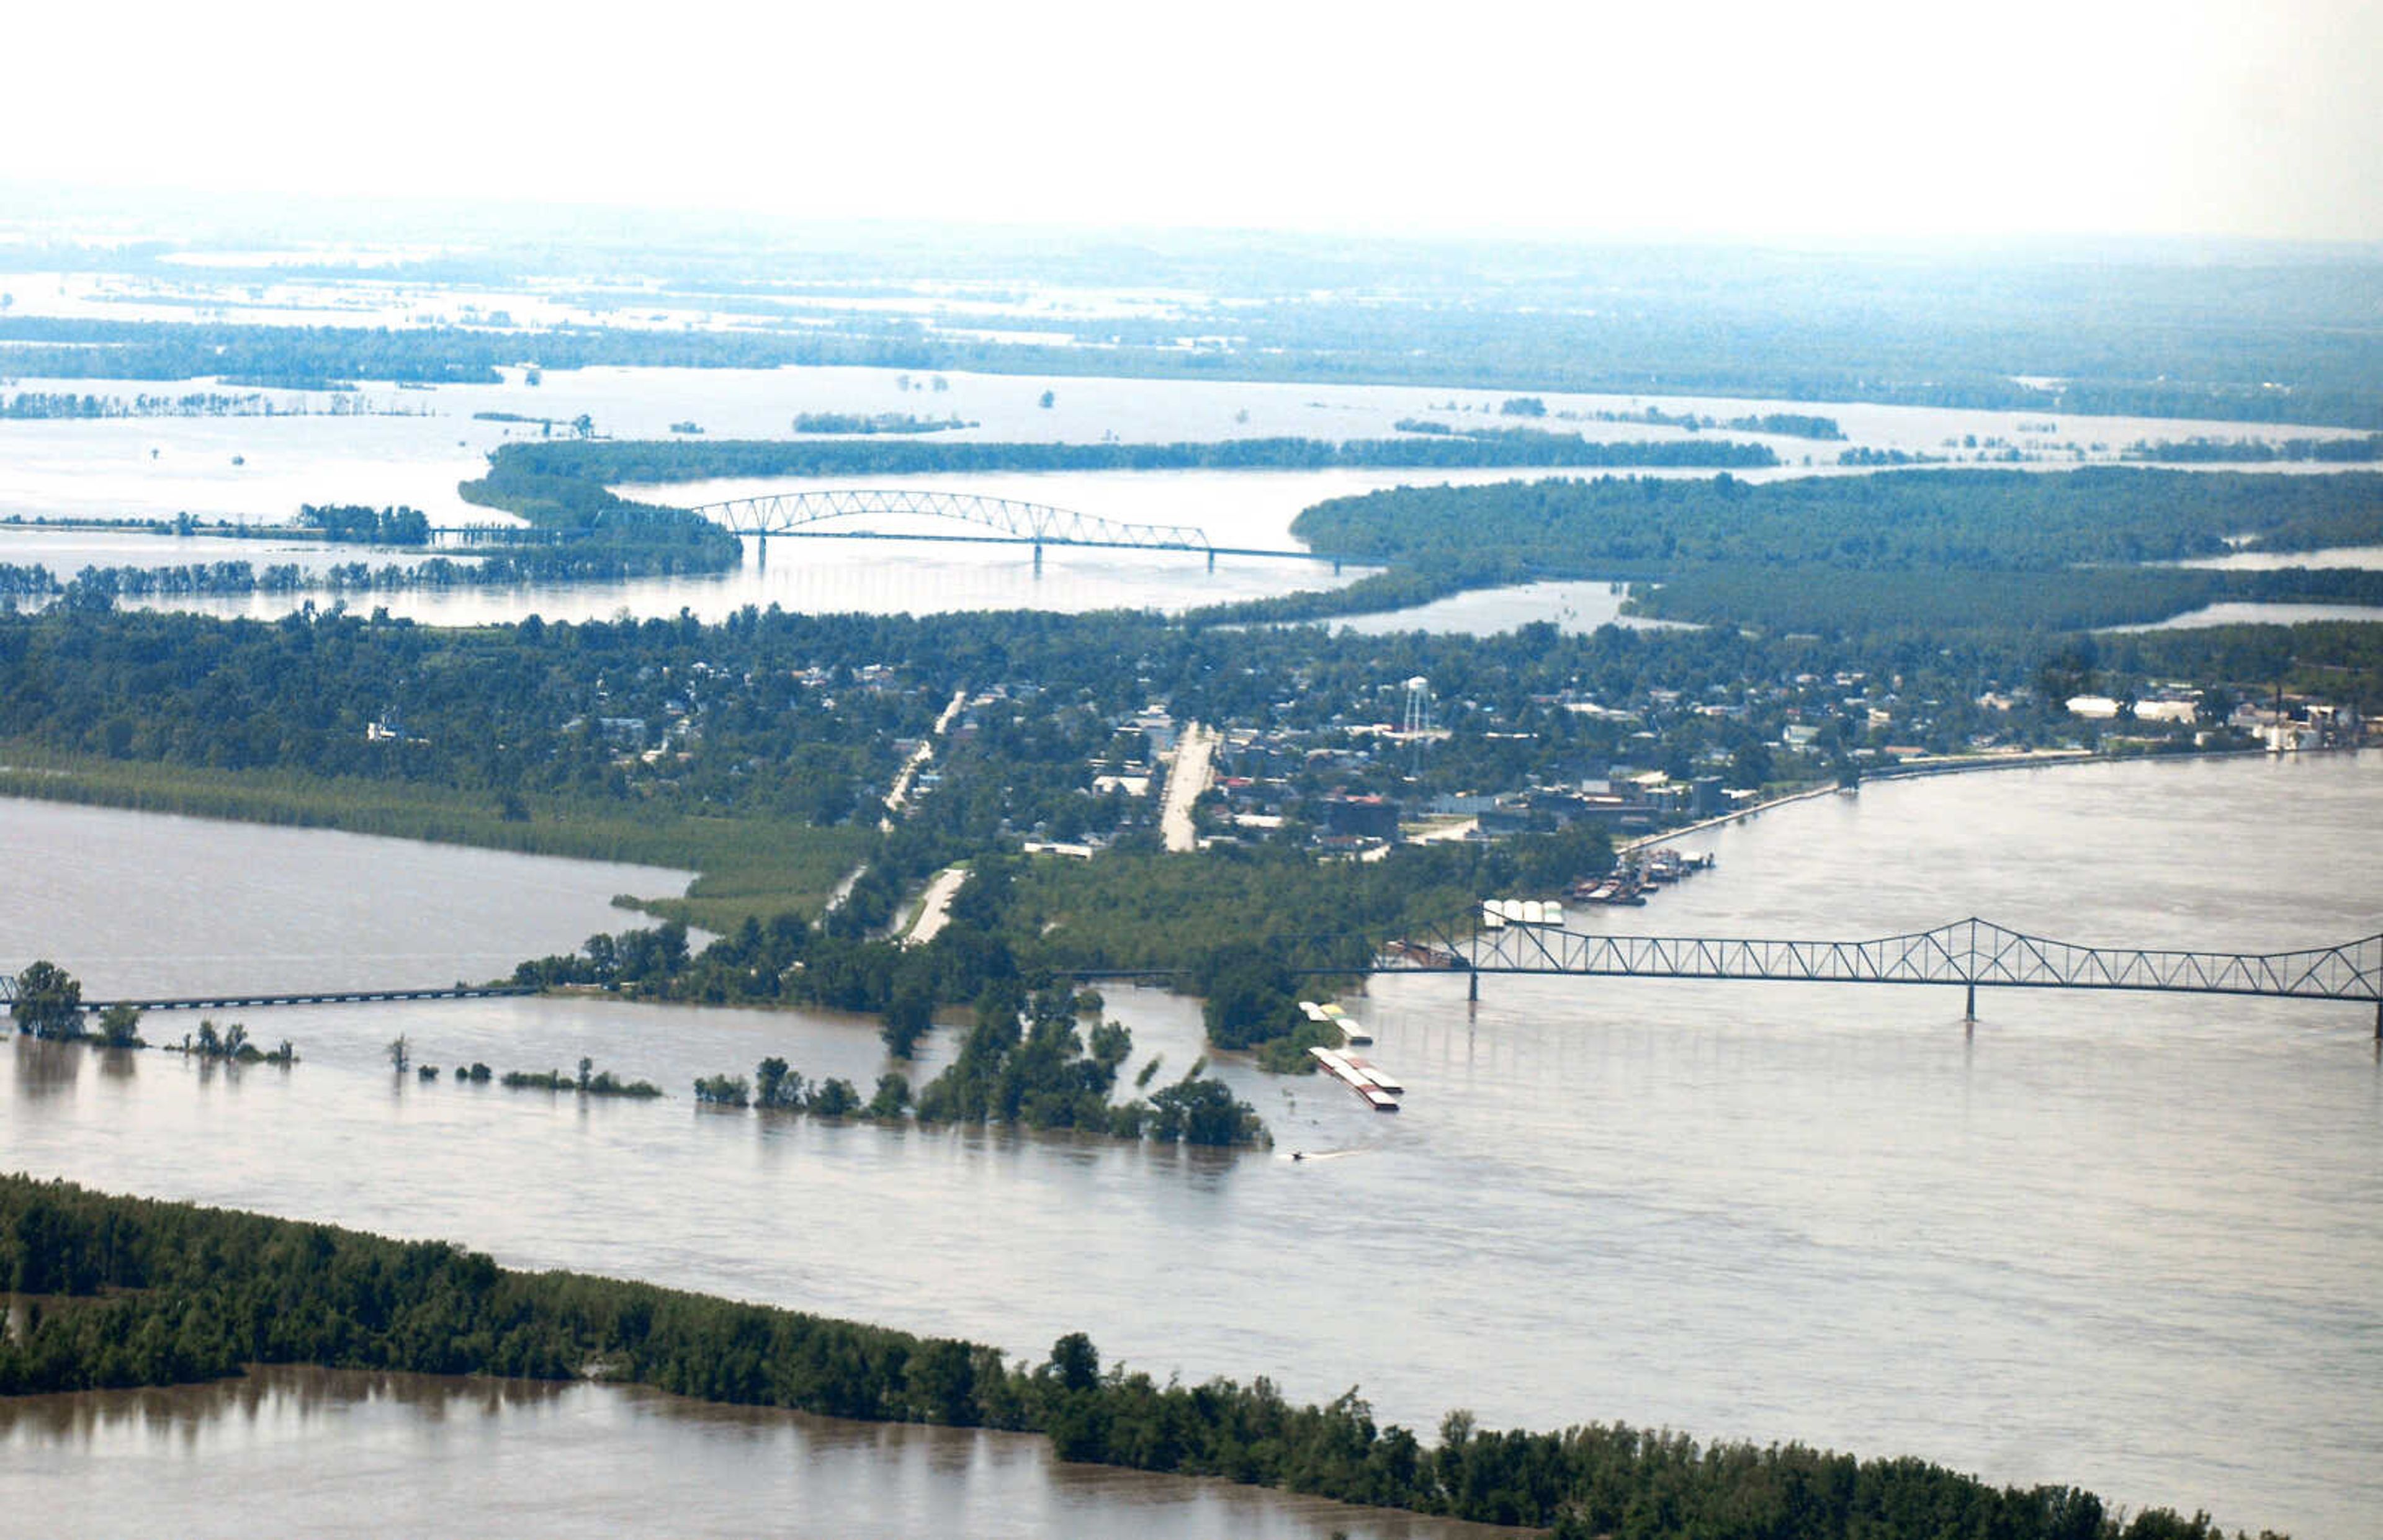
top-left (0, 1175), bottom-right (2279, 1540)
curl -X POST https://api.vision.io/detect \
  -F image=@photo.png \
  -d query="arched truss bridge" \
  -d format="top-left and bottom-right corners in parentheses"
top-left (681, 488), bottom-right (1339, 565)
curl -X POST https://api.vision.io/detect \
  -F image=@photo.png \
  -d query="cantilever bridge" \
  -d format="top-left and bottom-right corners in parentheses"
top-left (1367, 914), bottom-right (2383, 1031)
top-left (680, 488), bottom-right (1348, 570)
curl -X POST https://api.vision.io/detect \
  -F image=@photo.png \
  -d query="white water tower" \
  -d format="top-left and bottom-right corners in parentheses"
top-left (1402, 676), bottom-right (1432, 738)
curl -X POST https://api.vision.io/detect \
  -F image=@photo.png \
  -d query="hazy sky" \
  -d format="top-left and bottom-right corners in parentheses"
top-left (12, 0), bottom-right (2380, 241)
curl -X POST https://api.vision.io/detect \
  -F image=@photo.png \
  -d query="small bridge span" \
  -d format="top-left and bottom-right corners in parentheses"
top-left (681, 488), bottom-right (1346, 570)
top-left (0, 979), bottom-right (534, 1013)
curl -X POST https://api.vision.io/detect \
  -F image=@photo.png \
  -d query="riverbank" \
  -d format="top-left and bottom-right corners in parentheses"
top-left (0, 1364), bottom-right (1525, 1540)
top-left (0, 1175), bottom-right (2262, 1540)
top-left (0, 749), bottom-right (865, 933)
top-left (1617, 742), bottom-right (2346, 857)
top-left (9, 753), bottom-right (2376, 1534)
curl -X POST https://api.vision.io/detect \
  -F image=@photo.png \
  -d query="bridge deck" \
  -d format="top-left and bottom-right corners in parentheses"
top-left (737, 527), bottom-right (1332, 560)
top-left (1376, 915), bottom-right (2381, 1006)
top-left (683, 486), bottom-right (1347, 563)
top-left (11, 923), bottom-right (2375, 1024)
top-left (20, 985), bottom-right (539, 1013)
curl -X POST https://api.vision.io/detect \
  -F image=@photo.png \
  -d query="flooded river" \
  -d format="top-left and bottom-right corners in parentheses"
top-left (0, 797), bottom-right (690, 998)
top-left (0, 1368), bottom-right (1507, 1540)
top-left (3, 753), bottom-right (2379, 1537)
top-left (5, 362), bottom-right (2359, 532)
top-left (9, 362), bottom-right (2377, 632)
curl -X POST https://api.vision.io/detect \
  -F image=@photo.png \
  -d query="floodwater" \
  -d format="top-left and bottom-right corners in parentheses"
top-left (2117, 599), bottom-right (2383, 631)
top-left (109, 527), bottom-right (1370, 627)
top-left (2164, 543), bottom-right (2383, 572)
top-left (0, 523), bottom-right (441, 580)
top-left (0, 1368), bottom-right (1510, 1540)
top-left (1321, 578), bottom-right (1693, 637)
top-left (4, 753), bottom-right (2379, 1537)
top-left (7, 363), bottom-right (2378, 629)
top-left (0, 797), bottom-right (690, 996)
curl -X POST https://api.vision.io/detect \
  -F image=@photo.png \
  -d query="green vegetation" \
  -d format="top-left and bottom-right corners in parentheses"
top-left (5, 473), bottom-right (740, 606)
top-left (295, 503), bottom-right (431, 545)
top-left (7, 960), bottom-right (84, 1040)
top-left (11, 571), bottom-right (2368, 970)
top-left (691, 986), bottom-right (1263, 1146)
top-left (9, 235), bottom-right (2380, 434)
top-left (165, 1018), bottom-right (295, 1065)
top-left (0, 751), bottom-right (866, 934)
top-left (1403, 407), bottom-right (1846, 441)
top-left (0, 433), bottom-right (748, 607)
top-left (791, 411), bottom-right (976, 434)
top-left (911, 982), bottom-right (1263, 1145)
top-left (1726, 411), bottom-right (1846, 439)
top-left (2123, 434), bottom-right (2383, 463)
top-left (2, 536), bottom-right (2373, 1070)
top-left (1009, 832), bottom-right (1612, 975)
top-left (452, 450), bottom-right (742, 580)
top-left (498, 1057), bottom-right (661, 1098)
top-left (94, 1005), bottom-right (144, 1049)
top-left (1292, 468), bottom-right (2383, 575)
top-left (694, 1055), bottom-right (878, 1114)
top-left (0, 388), bottom-right (338, 419)
top-left (498, 431), bottom-right (1775, 486)
top-left (0, 1176), bottom-right (2281, 1539)
top-left (516, 819), bottom-right (1610, 1070)
top-left (8, 964), bottom-right (288, 1059)
top-left (1633, 565), bottom-right (2383, 635)
top-left (1281, 468), bottom-right (2383, 637)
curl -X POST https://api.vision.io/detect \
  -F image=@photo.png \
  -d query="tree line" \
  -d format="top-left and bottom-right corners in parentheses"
top-left (9, 594), bottom-right (2371, 954)
top-left (295, 504), bottom-right (431, 545)
top-left (511, 811), bottom-right (1611, 1072)
top-left (1289, 468), bottom-right (2383, 575)
top-left (7, 243), bottom-right (2380, 431)
top-left (688, 982), bottom-right (1267, 1147)
top-left (489, 431), bottom-right (1776, 487)
top-left (1275, 467), bottom-right (2383, 640)
top-left (0, 1175), bottom-right (2281, 1539)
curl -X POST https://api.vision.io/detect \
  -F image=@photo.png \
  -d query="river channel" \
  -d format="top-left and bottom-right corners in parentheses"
top-left (0, 1368), bottom-right (1508, 1540)
top-left (3, 752), bottom-right (2379, 1538)
top-left (9, 360), bottom-right (2377, 633)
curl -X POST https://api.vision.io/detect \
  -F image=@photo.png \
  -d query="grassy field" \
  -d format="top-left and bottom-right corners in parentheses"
top-left (0, 745), bottom-right (869, 933)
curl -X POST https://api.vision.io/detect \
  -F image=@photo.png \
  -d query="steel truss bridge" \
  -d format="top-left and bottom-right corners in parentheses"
top-left (1369, 915), bottom-right (2383, 1031)
top-left (681, 488), bottom-right (1347, 570)
top-left (10, 921), bottom-right (2374, 1033)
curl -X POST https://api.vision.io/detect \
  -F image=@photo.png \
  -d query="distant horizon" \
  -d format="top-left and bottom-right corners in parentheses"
top-left (11, 0), bottom-right (2377, 245)
top-left (6, 181), bottom-right (2382, 265)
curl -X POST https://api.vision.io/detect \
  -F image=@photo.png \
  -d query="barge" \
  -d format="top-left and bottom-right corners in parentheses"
top-left (1308, 1045), bottom-right (1403, 1112)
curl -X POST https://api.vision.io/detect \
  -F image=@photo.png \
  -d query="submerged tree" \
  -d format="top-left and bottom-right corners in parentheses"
top-left (96, 1004), bottom-right (143, 1049)
top-left (9, 961), bottom-right (83, 1040)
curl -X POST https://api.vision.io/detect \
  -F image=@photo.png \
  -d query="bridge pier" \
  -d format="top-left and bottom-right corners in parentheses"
top-left (2374, 996), bottom-right (2381, 1041)
top-left (1468, 969), bottom-right (1479, 1005)
top-left (1033, 540), bottom-right (1043, 574)
top-left (1964, 982), bottom-right (1977, 1023)
top-left (1207, 549), bottom-right (1215, 573)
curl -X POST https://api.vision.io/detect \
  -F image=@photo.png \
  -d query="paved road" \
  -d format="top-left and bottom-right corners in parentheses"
top-left (904, 866), bottom-right (970, 947)
top-left (1159, 722), bottom-right (1216, 853)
